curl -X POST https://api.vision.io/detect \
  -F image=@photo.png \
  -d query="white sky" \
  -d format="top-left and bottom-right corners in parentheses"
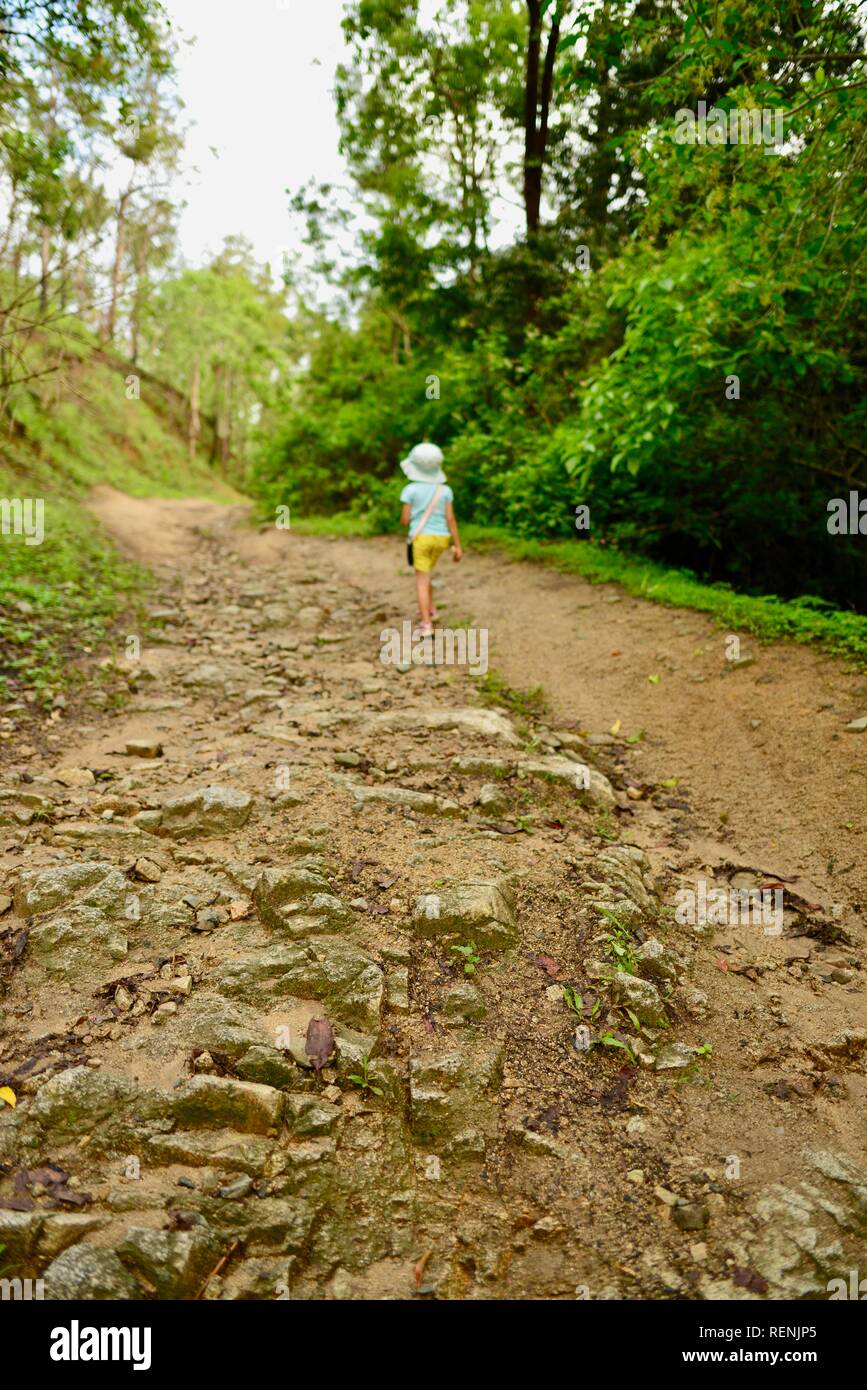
top-left (165, 0), bottom-right (352, 277)
top-left (160, 0), bottom-right (524, 284)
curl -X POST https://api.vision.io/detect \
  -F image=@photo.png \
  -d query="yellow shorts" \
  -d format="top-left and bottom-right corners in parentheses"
top-left (413, 533), bottom-right (450, 573)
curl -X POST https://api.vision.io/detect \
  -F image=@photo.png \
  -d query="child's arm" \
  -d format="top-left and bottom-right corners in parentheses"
top-left (445, 502), bottom-right (463, 561)
top-left (401, 503), bottom-right (411, 526)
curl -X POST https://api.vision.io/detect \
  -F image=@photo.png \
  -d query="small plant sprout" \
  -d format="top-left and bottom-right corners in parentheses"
top-left (450, 941), bottom-right (481, 975)
top-left (348, 1055), bottom-right (383, 1097)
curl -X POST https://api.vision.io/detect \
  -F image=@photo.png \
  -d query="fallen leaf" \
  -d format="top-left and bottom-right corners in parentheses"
top-left (350, 859), bottom-right (378, 882)
top-left (305, 1017), bottom-right (334, 1072)
top-left (414, 1249), bottom-right (433, 1289)
top-left (0, 1086), bottom-right (16, 1108)
top-left (532, 954), bottom-right (561, 978)
top-left (732, 1267), bottom-right (769, 1295)
top-left (610, 719), bottom-right (621, 735)
top-left (648, 674), bottom-right (660, 685)
top-left (716, 958), bottom-right (729, 972)
top-left (376, 872), bottom-right (400, 890)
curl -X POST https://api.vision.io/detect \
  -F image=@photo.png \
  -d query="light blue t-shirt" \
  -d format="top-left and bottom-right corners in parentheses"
top-left (401, 481), bottom-right (453, 537)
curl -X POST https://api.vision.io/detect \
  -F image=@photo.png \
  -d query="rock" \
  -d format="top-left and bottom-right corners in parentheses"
top-left (442, 981), bottom-right (487, 1023)
top-left (253, 866), bottom-right (349, 934)
top-left (219, 1197), bottom-right (316, 1255)
top-left (235, 1046), bottom-right (298, 1089)
top-left (475, 783), bottom-right (509, 816)
top-left (654, 1042), bottom-right (697, 1072)
top-left (673, 1202), bottom-right (709, 1232)
top-left (385, 966), bottom-right (410, 1014)
top-left (147, 1130), bottom-right (276, 1177)
top-left (28, 1066), bottom-right (146, 1140)
top-left (182, 662), bottom-right (239, 692)
top-left (125, 739), bottom-right (163, 759)
top-left (0, 894), bottom-right (12, 915)
top-left (152, 785), bottom-right (253, 839)
top-left (118, 1226), bottom-right (223, 1297)
top-left (412, 877), bottom-right (517, 950)
top-left (186, 996), bottom-right (267, 1062)
top-left (283, 1093), bottom-right (341, 1137)
top-left (612, 973), bottom-right (668, 1027)
top-left (451, 756), bottom-right (514, 777)
top-left (170, 1076), bottom-right (285, 1134)
top-left (678, 985), bottom-right (709, 1020)
top-left (212, 938), bottom-right (384, 1033)
top-left (0, 1210), bottom-right (108, 1266)
top-left (216, 1175), bottom-right (253, 1201)
top-left (635, 938), bottom-right (685, 983)
top-left (334, 751), bottom-right (363, 767)
top-left (409, 1040), bottom-right (504, 1156)
top-left (366, 708), bottom-right (521, 744)
top-left (53, 767), bottom-right (95, 788)
top-left (518, 757), bottom-right (616, 811)
top-left (845, 715), bottom-right (867, 733)
top-left (133, 856), bottom-right (162, 883)
top-left (13, 861), bottom-right (122, 916)
top-left (333, 777), bottom-right (460, 817)
top-left (43, 1245), bottom-right (140, 1300)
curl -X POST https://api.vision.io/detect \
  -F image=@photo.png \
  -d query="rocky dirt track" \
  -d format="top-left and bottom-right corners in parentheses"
top-left (0, 491), bottom-right (865, 1301)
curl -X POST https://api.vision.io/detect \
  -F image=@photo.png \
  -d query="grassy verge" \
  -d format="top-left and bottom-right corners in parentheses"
top-left (1, 328), bottom-right (237, 706)
top-left (288, 511), bottom-right (867, 665)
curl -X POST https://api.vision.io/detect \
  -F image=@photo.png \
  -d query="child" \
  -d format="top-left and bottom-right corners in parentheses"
top-left (399, 441), bottom-right (462, 636)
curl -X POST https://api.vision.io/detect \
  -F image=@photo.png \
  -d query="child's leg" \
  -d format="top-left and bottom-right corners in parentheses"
top-left (415, 569), bottom-right (433, 625)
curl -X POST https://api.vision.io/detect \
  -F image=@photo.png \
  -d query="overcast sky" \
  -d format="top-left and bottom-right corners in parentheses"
top-left (165, 0), bottom-right (352, 276)
top-left (160, 0), bottom-right (522, 284)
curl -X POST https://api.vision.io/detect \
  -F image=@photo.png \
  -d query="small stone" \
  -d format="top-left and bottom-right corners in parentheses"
top-left (673, 1202), bottom-right (709, 1232)
top-left (690, 1242), bottom-right (708, 1261)
top-left (654, 1186), bottom-right (679, 1207)
top-left (626, 1169), bottom-right (645, 1185)
top-left (216, 1175), bottom-right (253, 1201)
top-left (134, 856), bottom-right (162, 883)
top-left (844, 715), bottom-right (867, 733)
top-left (0, 894), bottom-right (11, 915)
top-left (126, 739), bottom-right (164, 759)
top-left (334, 752), bottom-right (363, 767)
top-left (654, 1042), bottom-right (697, 1072)
top-left (54, 767), bottom-right (95, 788)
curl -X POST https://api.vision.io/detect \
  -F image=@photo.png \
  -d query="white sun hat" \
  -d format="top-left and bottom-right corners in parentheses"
top-left (399, 441), bottom-right (446, 483)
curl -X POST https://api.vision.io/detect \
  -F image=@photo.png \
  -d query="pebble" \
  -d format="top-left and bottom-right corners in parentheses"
top-left (125, 739), bottom-right (164, 759)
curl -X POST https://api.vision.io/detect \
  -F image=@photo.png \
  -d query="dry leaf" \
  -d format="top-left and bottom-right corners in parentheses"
top-left (0, 1086), bottom-right (17, 1108)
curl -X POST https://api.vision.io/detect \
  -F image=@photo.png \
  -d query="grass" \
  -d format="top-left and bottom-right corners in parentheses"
top-left (284, 509), bottom-right (867, 666)
top-left (0, 326), bottom-right (237, 703)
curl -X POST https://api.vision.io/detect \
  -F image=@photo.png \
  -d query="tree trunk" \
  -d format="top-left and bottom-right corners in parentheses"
top-left (523, 1), bottom-right (561, 319)
top-left (39, 224), bottom-right (51, 316)
top-left (218, 367), bottom-right (232, 465)
top-left (130, 226), bottom-right (151, 365)
top-left (188, 354), bottom-right (201, 462)
top-left (106, 187), bottom-right (131, 343)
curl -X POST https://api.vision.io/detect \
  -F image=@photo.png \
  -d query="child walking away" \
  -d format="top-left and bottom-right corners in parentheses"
top-left (399, 442), bottom-right (462, 636)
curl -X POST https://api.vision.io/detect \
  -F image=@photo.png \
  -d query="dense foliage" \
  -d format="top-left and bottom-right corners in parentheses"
top-left (252, 0), bottom-right (867, 610)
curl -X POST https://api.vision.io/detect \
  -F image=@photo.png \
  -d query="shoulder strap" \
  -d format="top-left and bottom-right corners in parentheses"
top-left (409, 483), bottom-right (444, 541)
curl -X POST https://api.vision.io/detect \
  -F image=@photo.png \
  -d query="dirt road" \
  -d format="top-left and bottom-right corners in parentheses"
top-left (0, 486), bottom-right (864, 1300)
